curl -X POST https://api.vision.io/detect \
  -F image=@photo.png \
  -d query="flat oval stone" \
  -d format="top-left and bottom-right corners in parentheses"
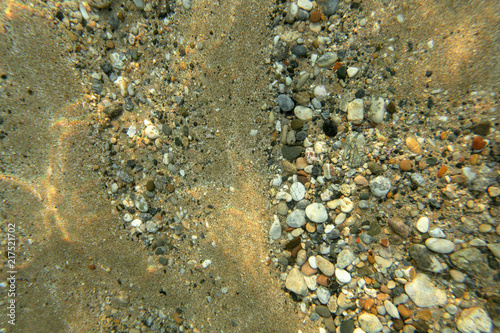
top-left (305, 203), bottom-right (328, 223)
top-left (294, 105), bottom-right (313, 121)
top-left (416, 216), bottom-right (430, 233)
top-left (316, 52), bottom-right (338, 68)
top-left (316, 255), bottom-right (334, 276)
top-left (425, 238), bottom-right (455, 254)
top-left (335, 267), bottom-right (351, 284)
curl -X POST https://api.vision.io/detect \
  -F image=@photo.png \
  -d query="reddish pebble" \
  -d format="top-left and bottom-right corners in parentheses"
top-left (310, 10), bottom-right (322, 23)
top-left (437, 165), bottom-right (448, 177)
top-left (88, 263), bottom-right (96, 270)
top-left (397, 304), bottom-right (413, 319)
top-left (472, 136), bottom-right (487, 151)
top-left (364, 298), bottom-right (375, 310)
top-left (317, 274), bottom-right (329, 286)
top-left (380, 238), bottom-right (389, 247)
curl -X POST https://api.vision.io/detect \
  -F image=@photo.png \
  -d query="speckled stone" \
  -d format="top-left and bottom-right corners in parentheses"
top-left (404, 273), bottom-right (447, 307)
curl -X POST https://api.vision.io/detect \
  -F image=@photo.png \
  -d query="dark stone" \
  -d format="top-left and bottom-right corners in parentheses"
top-left (158, 257), bottom-right (168, 265)
top-left (101, 62), bottom-right (112, 75)
top-left (470, 120), bottom-right (492, 136)
top-left (296, 9), bottom-right (310, 21)
top-left (146, 180), bottom-right (155, 191)
top-left (323, 120), bottom-right (337, 137)
top-left (282, 145), bottom-right (302, 160)
top-left (291, 44), bottom-right (307, 57)
top-left (340, 319), bottom-right (354, 333)
top-left (55, 11), bottom-right (64, 21)
top-left (125, 98), bottom-right (135, 111)
top-left (387, 101), bottom-right (397, 114)
top-left (296, 131), bottom-right (307, 141)
top-left (337, 66), bottom-right (347, 80)
top-left (427, 96), bottom-right (435, 109)
top-left (103, 102), bottom-right (123, 118)
top-left (425, 70), bottom-right (433, 77)
top-left (108, 15), bottom-right (120, 31)
top-left (316, 305), bottom-right (331, 318)
top-left (291, 118), bottom-right (304, 130)
top-left (409, 244), bottom-right (433, 270)
top-left (355, 89), bottom-right (365, 98)
top-left (162, 124), bottom-right (172, 136)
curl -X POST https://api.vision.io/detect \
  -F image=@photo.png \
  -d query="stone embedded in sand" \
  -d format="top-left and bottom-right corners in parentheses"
top-left (358, 313), bottom-right (383, 333)
top-left (404, 273), bottom-right (447, 307)
top-left (457, 307), bottom-right (492, 333)
top-left (285, 267), bottom-right (308, 296)
top-left (388, 218), bottom-right (411, 238)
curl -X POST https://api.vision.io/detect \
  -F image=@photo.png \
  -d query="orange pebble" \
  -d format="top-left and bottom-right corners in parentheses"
top-left (472, 136), bottom-right (486, 151)
top-left (437, 165), bottom-right (448, 178)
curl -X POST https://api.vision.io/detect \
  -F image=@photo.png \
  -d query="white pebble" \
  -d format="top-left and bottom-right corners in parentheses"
top-left (416, 216), bottom-right (430, 233)
top-left (202, 259), bottom-right (212, 268)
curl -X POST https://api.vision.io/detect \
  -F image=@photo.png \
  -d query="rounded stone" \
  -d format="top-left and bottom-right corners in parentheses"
top-left (457, 307), bottom-right (492, 333)
top-left (290, 182), bottom-right (306, 201)
top-left (145, 125), bottom-right (160, 139)
top-left (315, 255), bottom-right (334, 276)
top-left (384, 300), bottom-right (400, 319)
top-left (369, 176), bottom-right (391, 197)
top-left (335, 268), bottom-right (351, 284)
top-left (416, 216), bottom-right (430, 233)
top-left (294, 105), bottom-right (313, 121)
top-left (358, 313), bottom-right (383, 333)
top-left (316, 286), bottom-right (331, 304)
top-left (425, 238), bottom-right (455, 254)
top-left (285, 267), bottom-right (308, 296)
top-left (286, 209), bottom-right (306, 228)
top-left (316, 52), bottom-right (338, 68)
top-left (305, 203), bottom-right (328, 223)
top-left (277, 94), bottom-right (294, 112)
top-left (399, 159), bottom-right (412, 171)
top-left (336, 249), bottom-right (355, 269)
top-left (146, 180), bottom-right (155, 192)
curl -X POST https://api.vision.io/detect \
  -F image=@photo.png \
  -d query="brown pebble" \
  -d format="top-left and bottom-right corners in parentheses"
top-left (310, 10), bottom-right (322, 23)
top-left (472, 136), bottom-right (487, 151)
top-left (88, 263), bottom-right (96, 270)
top-left (470, 154), bottom-right (479, 165)
top-left (380, 285), bottom-right (391, 294)
top-left (173, 311), bottom-right (183, 325)
top-left (317, 274), bottom-right (328, 286)
top-left (386, 101), bottom-right (397, 114)
top-left (397, 304), bottom-right (413, 319)
top-left (296, 157), bottom-right (308, 170)
top-left (301, 261), bottom-right (317, 275)
top-left (380, 238), bottom-right (389, 247)
top-left (364, 298), bottom-right (375, 310)
top-left (450, 175), bottom-right (466, 184)
top-left (106, 40), bottom-right (115, 49)
top-left (388, 218), bottom-right (411, 238)
top-left (399, 159), bottom-right (412, 171)
top-left (367, 255), bottom-right (375, 265)
top-left (393, 318), bottom-right (404, 331)
top-left (437, 165), bottom-right (448, 178)
top-left (146, 180), bottom-right (155, 191)
top-left (167, 184), bottom-right (175, 193)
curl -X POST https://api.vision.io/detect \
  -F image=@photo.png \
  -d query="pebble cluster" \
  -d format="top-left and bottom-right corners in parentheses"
top-left (24, 0), bottom-right (500, 332)
top-left (265, 0), bottom-right (499, 332)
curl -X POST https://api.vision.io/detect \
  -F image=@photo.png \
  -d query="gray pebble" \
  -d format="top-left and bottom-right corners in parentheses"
top-left (286, 209), bottom-right (306, 228)
top-left (370, 176), bottom-right (391, 197)
top-left (135, 194), bottom-right (149, 212)
top-left (411, 173), bottom-right (426, 187)
top-left (118, 170), bottom-right (134, 183)
top-left (277, 94), bottom-right (294, 112)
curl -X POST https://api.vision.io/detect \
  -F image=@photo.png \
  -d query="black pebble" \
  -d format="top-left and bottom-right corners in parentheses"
top-left (355, 88), bottom-right (365, 98)
top-left (425, 70), bottom-right (433, 77)
top-left (337, 66), bottom-right (347, 80)
top-left (100, 62), bottom-right (113, 75)
top-left (323, 120), bottom-right (337, 137)
top-left (55, 11), bottom-right (64, 21)
top-left (427, 96), bottom-right (435, 109)
top-left (291, 44), bottom-right (307, 57)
